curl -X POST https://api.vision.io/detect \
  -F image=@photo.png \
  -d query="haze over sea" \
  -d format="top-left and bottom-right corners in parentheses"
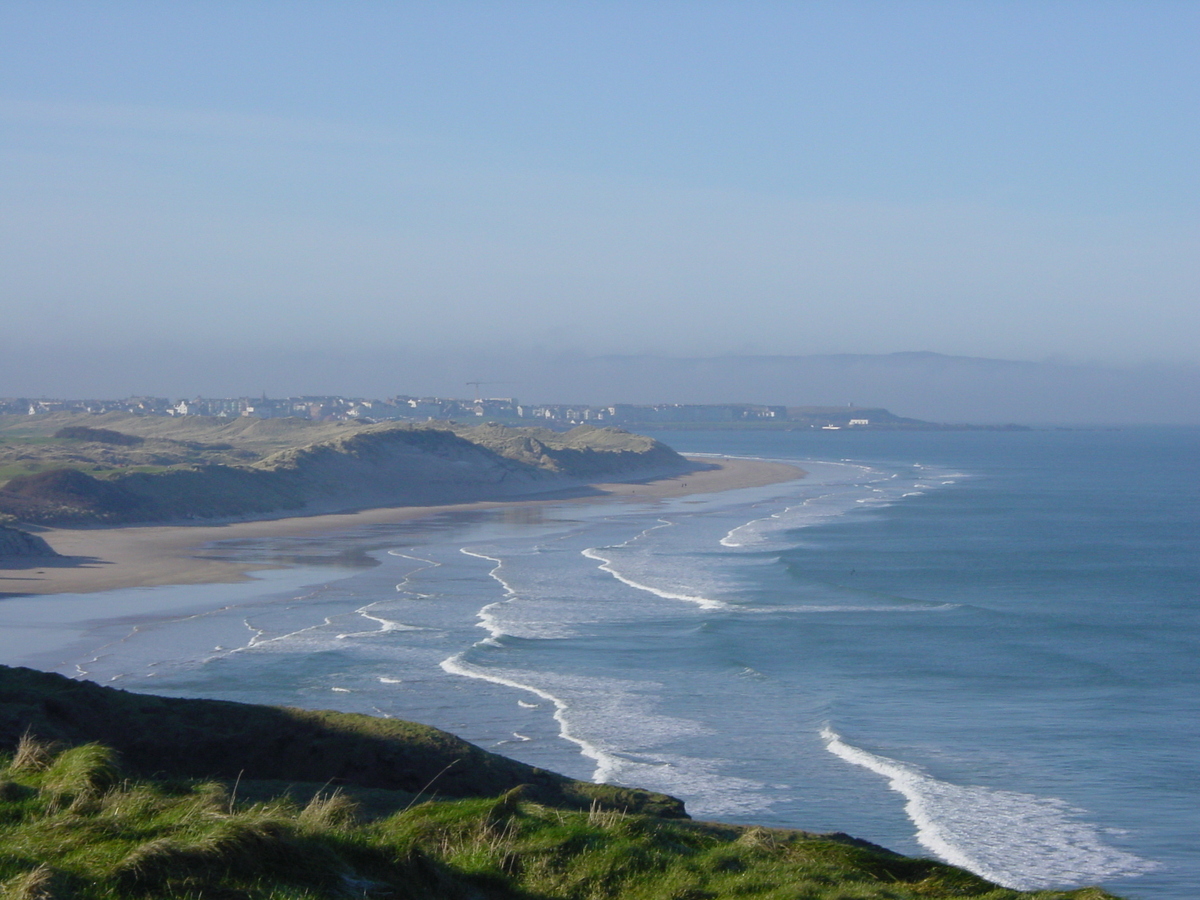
top-left (9, 427), bottom-right (1196, 898)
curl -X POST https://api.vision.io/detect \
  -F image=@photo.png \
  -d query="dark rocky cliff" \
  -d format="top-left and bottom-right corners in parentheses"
top-left (0, 524), bottom-right (58, 558)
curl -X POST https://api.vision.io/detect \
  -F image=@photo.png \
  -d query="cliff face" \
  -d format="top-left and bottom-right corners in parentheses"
top-left (0, 421), bottom-right (691, 526)
top-left (0, 524), bottom-right (58, 558)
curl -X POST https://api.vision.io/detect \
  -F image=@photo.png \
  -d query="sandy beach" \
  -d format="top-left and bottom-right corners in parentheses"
top-left (1, 457), bottom-right (803, 598)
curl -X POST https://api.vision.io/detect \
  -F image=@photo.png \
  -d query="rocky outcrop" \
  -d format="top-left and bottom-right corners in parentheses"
top-left (0, 524), bottom-right (58, 558)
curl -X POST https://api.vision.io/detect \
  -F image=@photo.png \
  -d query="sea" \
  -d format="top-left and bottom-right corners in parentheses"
top-left (5, 427), bottom-right (1197, 898)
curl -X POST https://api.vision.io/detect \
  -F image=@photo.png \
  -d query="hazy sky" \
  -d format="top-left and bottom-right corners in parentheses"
top-left (2, 1), bottom-right (1197, 379)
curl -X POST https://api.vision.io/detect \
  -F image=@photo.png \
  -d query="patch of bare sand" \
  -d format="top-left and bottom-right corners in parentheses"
top-left (1, 457), bottom-right (802, 597)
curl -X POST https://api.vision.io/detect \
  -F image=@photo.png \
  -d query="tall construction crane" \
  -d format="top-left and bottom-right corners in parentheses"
top-left (465, 381), bottom-right (510, 403)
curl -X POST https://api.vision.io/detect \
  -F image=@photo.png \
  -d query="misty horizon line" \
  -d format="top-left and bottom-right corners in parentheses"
top-left (4, 347), bottom-right (1197, 426)
top-left (9, 345), bottom-right (1200, 369)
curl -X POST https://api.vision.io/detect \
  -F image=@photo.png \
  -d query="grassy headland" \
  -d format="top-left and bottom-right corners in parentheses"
top-left (0, 666), bottom-right (1121, 900)
top-left (0, 415), bottom-right (692, 527)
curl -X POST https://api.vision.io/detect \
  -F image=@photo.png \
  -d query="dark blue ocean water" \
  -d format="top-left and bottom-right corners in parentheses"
top-left (7, 427), bottom-right (1197, 897)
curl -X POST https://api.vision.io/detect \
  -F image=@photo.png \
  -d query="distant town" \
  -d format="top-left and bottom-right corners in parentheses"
top-left (0, 393), bottom-right (942, 429)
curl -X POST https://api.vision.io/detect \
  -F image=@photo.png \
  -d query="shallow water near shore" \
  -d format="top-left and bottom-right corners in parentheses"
top-left (3, 427), bottom-right (1196, 898)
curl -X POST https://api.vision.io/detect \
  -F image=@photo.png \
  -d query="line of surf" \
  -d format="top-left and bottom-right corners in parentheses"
top-left (719, 494), bottom-right (845, 548)
top-left (439, 652), bottom-right (624, 784)
top-left (718, 461), bottom-right (903, 548)
top-left (337, 550), bottom-right (440, 638)
top-left (445, 546), bottom-right (632, 782)
top-left (459, 547), bottom-right (521, 644)
top-left (820, 726), bottom-right (1156, 890)
top-left (582, 519), bottom-right (726, 610)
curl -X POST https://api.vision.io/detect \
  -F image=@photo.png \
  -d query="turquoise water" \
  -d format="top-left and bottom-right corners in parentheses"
top-left (8, 427), bottom-right (1196, 897)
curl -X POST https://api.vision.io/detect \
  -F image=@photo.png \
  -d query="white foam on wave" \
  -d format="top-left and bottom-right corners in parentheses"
top-left (387, 550), bottom-right (441, 593)
top-left (719, 461), bottom-right (961, 551)
top-left (209, 552), bottom-right (444, 649)
top-left (460, 549), bottom-right (513, 642)
top-left (719, 464), bottom-right (888, 549)
top-left (608, 751), bottom-right (772, 819)
top-left (720, 506), bottom-right (792, 548)
top-left (461, 547), bottom-right (579, 640)
top-left (440, 652), bottom-right (625, 782)
top-left (440, 653), bottom-right (770, 817)
top-left (720, 493), bottom-right (871, 549)
top-left (445, 547), bottom-right (701, 787)
top-left (582, 520), bottom-right (726, 610)
top-left (820, 727), bottom-right (1157, 890)
top-left (337, 609), bottom-right (423, 639)
top-left (440, 550), bottom-right (719, 787)
top-left (237, 613), bottom-right (336, 652)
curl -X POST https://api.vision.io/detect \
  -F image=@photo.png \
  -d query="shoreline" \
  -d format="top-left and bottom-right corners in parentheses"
top-left (0, 456), bottom-right (803, 598)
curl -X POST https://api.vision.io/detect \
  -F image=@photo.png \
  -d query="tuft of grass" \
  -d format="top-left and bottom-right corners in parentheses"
top-left (40, 744), bottom-right (120, 809)
top-left (112, 807), bottom-right (344, 895)
top-left (9, 734), bottom-right (56, 775)
top-left (0, 865), bottom-right (66, 900)
top-left (297, 789), bottom-right (360, 832)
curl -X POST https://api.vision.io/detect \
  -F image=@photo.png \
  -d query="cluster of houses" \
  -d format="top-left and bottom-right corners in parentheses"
top-left (525, 403), bottom-right (789, 424)
top-left (3, 395), bottom-right (884, 428)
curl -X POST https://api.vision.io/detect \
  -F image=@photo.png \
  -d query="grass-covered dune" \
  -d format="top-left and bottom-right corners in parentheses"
top-left (0, 414), bottom-right (693, 526)
top-left (0, 666), bottom-right (1122, 900)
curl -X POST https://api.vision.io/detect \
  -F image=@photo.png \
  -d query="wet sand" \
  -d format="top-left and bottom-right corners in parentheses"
top-left (1, 457), bottom-right (803, 597)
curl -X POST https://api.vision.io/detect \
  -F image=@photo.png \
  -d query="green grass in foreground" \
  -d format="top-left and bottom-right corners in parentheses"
top-left (0, 736), bottom-right (1120, 900)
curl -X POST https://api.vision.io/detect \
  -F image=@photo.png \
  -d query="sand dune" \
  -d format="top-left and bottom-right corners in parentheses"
top-left (1, 457), bottom-right (802, 597)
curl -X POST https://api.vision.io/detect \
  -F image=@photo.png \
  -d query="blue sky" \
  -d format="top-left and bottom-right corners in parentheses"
top-left (2, 1), bottom-right (1197, 376)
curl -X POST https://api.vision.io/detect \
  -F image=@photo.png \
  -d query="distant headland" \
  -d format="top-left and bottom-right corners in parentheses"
top-left (2, 391), bottom-right (1028, 430)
